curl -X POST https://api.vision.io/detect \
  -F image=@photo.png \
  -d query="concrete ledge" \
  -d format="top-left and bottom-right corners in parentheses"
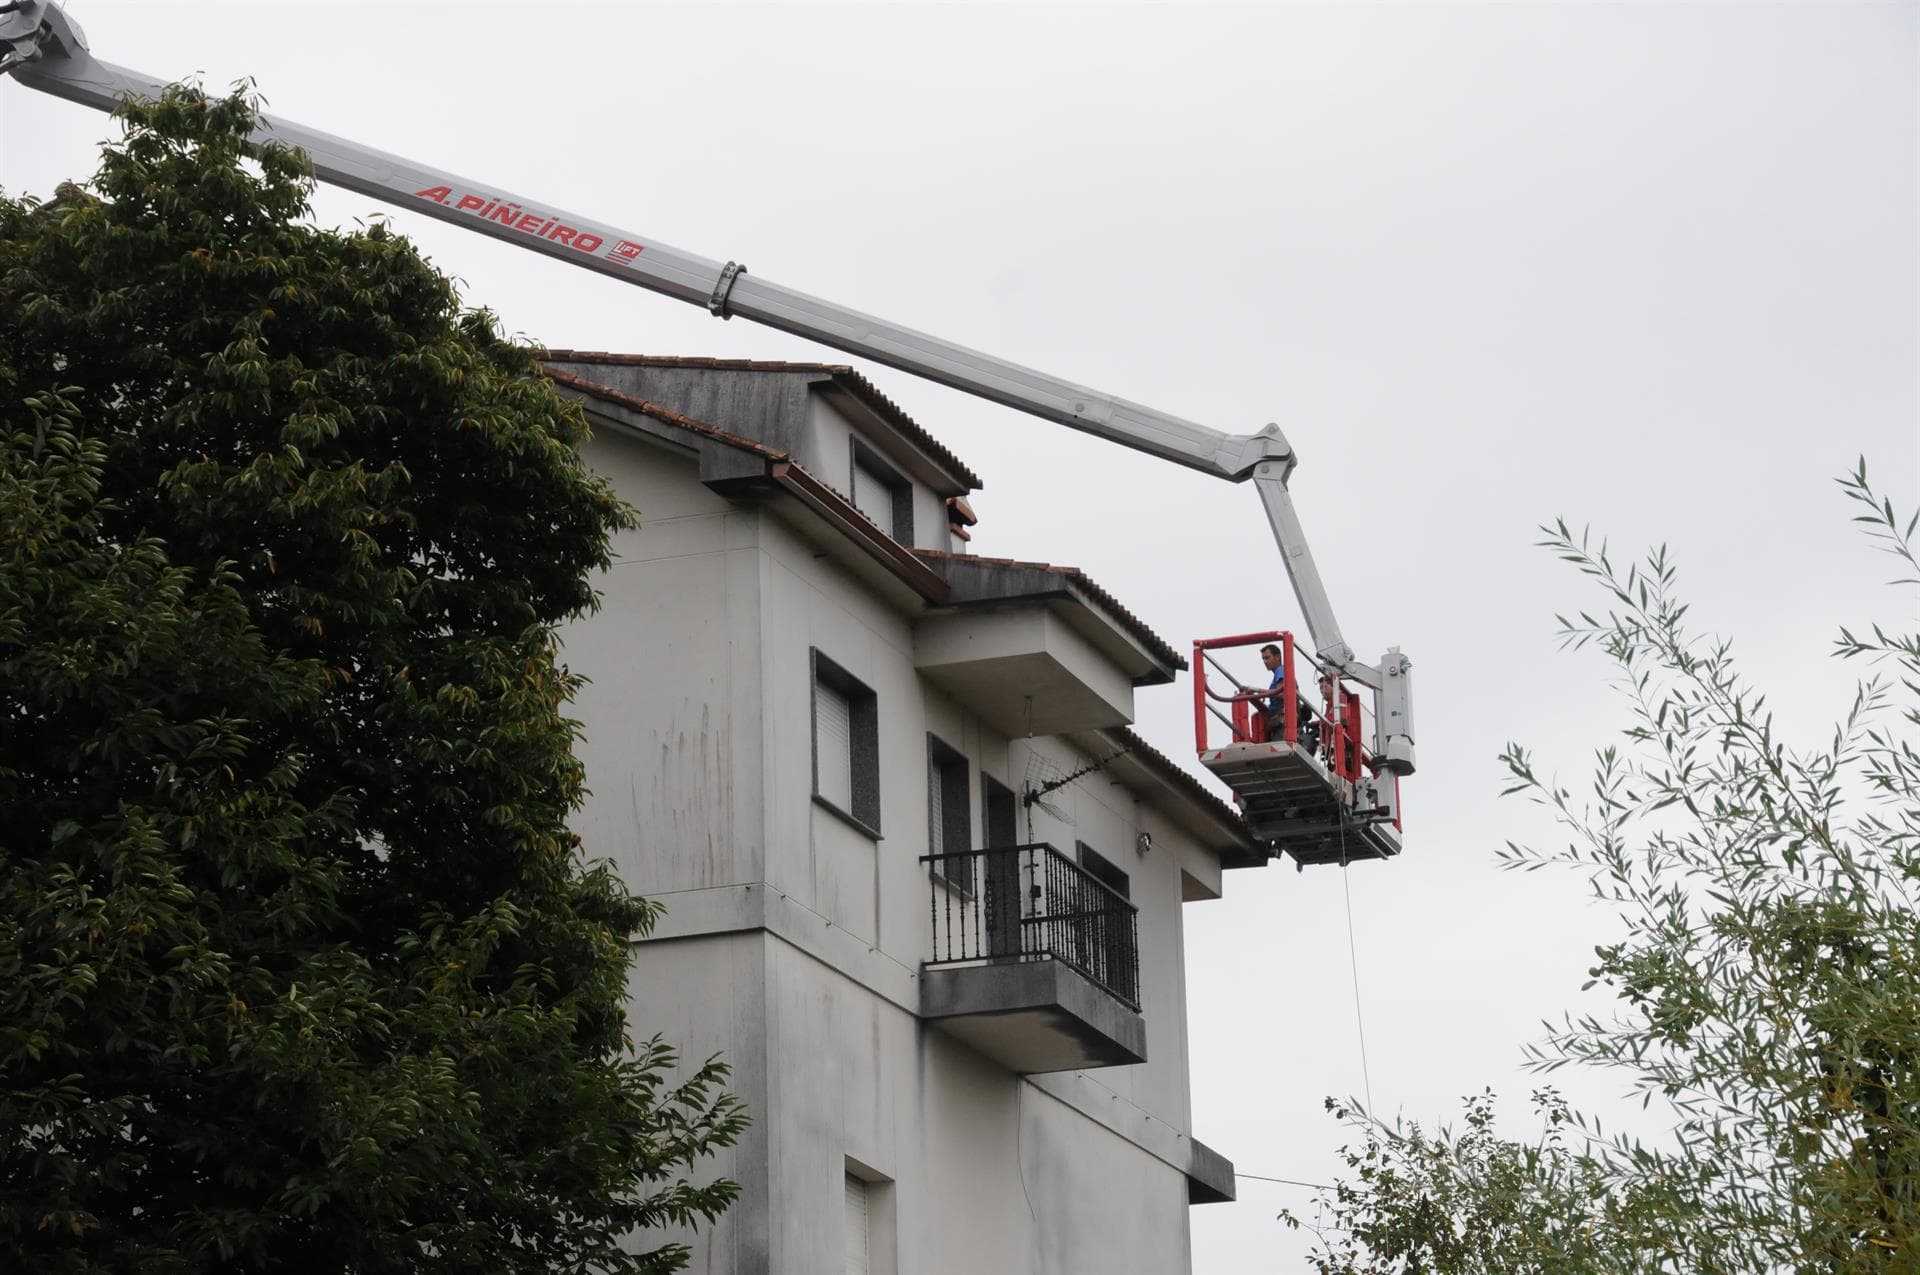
top-left (633, 882), bottom-right (923, 1016)
top-left (915, 610), bottom-right (1132, 736)
top-left (1186, 1136), bottom-right (1237, 1204)
top-left (919, 959), bottom-right (1147, 1074)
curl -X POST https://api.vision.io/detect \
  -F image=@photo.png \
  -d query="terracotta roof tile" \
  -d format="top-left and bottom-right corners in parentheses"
top-left (538, 351), bottom-right (981, 490)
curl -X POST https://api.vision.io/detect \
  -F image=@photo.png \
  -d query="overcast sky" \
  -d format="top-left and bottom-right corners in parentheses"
top-left (5, 2), bottom-right (1915, 1269)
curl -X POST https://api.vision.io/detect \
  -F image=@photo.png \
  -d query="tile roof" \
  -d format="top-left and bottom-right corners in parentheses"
top-left (542, 365), bottom-right (791, 462)
top-left (913, 549), bottom-right (1185, 673)
top-left (544, 366), bottom-right (950, 603)
top-left (537, 351), bottom-right (982, 490)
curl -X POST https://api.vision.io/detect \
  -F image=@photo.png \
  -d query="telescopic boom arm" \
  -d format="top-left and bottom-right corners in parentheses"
top-left (1, 0), bottom-right (1413, 775)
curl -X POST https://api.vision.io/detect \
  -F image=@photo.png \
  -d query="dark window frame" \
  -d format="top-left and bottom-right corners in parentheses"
top-left (1076, 842), bottom-right (1131, 900)
top-left (978, 774), bottom-right (1023, 956)
top-left (811, 648), bottom-right (881, 837)
top-left (926, 733), bottom-right (973, 893)
top-left (1075, 840), bottom-right (1136, 995)
top-left (981, 773), bottom-right (1018, 851)
top-left (849, 438), bottom-right (914, 543)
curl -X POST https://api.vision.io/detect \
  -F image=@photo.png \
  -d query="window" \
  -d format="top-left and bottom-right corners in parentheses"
top-left (849, 441), bottom-right (912, 542)
top-left (813, 650), bottom-right (880, 834)
top-left (1075, 842), bottom-right (1135, 993)
top-left (844, 1173), bottom-right (870, 1275)
top-left (927, 735), bottom-right (971, 890)
top-left (981, 775), bottom-right (1017, 849)
top-left (981, 775), bottom-right (1022, 956)
top-left (1078, 843), bottom-right (1130, 900)
top-left (842, 1158), bottom-right (895, 1275)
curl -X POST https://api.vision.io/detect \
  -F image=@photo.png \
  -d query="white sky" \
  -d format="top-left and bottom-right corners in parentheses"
top-left (5, 2), bottom-right (1914, 1269)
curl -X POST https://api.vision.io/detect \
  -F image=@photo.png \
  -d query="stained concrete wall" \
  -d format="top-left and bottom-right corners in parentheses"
top-left (761, 937), bottom-right (1191, 1274)
top-left (621, 923), bottom-right (1193, 1274)
top-left (912, 480), bottom-right (954, 555)
top-left (564, 429), bottom-right (766, 894)
top-left (564, 417), bottom-right (1220, 1274)
top-left (615, 931), bottom-right (766, 1273)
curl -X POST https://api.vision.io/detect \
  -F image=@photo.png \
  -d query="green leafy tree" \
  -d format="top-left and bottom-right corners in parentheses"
top-left (1, 87), bottom-right (744, 1272)
top-left (1293, 1089), bottom-right (1637, 1273)
top-left (1300, 464), bottom-right (1920, 1273)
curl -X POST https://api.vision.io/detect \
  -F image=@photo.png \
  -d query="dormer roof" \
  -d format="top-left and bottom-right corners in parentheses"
top-left (540, 351), bottom-right (981, 493)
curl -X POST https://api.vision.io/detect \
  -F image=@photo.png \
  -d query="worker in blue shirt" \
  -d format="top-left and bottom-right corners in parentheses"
top-left (1257, 644), bottom-right (1332, 755)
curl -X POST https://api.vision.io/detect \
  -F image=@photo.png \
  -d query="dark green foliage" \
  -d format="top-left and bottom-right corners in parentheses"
top-left (0, 88), bottom-right (743, 1272)
top-left (1303, 464), bottom-right (1920, 1272)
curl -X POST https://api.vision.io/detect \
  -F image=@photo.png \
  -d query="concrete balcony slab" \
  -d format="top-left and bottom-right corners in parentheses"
top-left (914, 609), bottom-right (1134, 737)
top-left (919, 958), bottom-right (1147, 1074)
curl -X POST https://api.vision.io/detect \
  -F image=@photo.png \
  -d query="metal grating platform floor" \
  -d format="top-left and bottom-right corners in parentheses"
top-left (1200, 741), bottom-right (1402, 867)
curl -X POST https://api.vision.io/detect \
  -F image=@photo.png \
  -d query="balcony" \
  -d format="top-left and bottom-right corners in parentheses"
top-left (917, 843), bottom-right (1147, 1073)
top-left (914, 610), bottom-right (1138, 737)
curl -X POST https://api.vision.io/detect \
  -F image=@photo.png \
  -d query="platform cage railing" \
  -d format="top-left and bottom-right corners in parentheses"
top-left (922, 842), bottom-right (1140, 1011)
top-left (1192, 632), bottom-right (1373, 782)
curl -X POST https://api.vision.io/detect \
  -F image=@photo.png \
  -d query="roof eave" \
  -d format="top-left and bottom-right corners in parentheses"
top-left (545, 368), bottom-right (950, 606)
top-left (1080, 725), bottom-right (1267, 868)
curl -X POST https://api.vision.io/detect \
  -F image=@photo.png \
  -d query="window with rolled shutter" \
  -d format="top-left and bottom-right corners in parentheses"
top-left (852, 460), bottom-right (893, 532)
top-left (816, 679), bottom-right (853, 811)
top-left (927, 735), bottom-right (972, 891)
top-left (812, 650), bottom-right (879, 832)
top-left (843, 1173), bottom-right (870, 1275)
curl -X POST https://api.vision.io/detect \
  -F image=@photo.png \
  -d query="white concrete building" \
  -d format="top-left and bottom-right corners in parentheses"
top-left (544, 353), bottom-right (1266, 1274)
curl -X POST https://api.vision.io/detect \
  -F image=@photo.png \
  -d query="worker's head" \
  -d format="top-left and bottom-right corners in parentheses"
top-left (1259, 644), bottom-right (1281, 670)
top-left (1319, 670), bottom-right (1337, 698)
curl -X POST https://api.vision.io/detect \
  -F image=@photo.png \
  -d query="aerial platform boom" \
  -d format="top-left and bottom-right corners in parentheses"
top-left (2, 0), bottom-right (1416, 834)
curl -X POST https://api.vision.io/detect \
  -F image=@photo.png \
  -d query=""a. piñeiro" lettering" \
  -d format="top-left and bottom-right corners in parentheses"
top-left (414, 185), bottom-right (642, 264)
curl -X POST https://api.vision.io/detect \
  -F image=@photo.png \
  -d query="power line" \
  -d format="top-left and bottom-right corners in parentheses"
top-left (1235, 1171), bottom-right (1331, 1190)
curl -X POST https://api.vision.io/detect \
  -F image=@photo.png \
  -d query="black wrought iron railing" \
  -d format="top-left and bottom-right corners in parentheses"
top-left (921, 842), bottom-right (1140, 1010)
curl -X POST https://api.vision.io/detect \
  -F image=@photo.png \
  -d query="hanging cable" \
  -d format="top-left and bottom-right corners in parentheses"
top-left (1338, 817), bottom-right (1375, 1112)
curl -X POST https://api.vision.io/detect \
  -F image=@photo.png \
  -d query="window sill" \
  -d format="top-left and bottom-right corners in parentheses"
top-left (812, 793), bottom-right (883, 841)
